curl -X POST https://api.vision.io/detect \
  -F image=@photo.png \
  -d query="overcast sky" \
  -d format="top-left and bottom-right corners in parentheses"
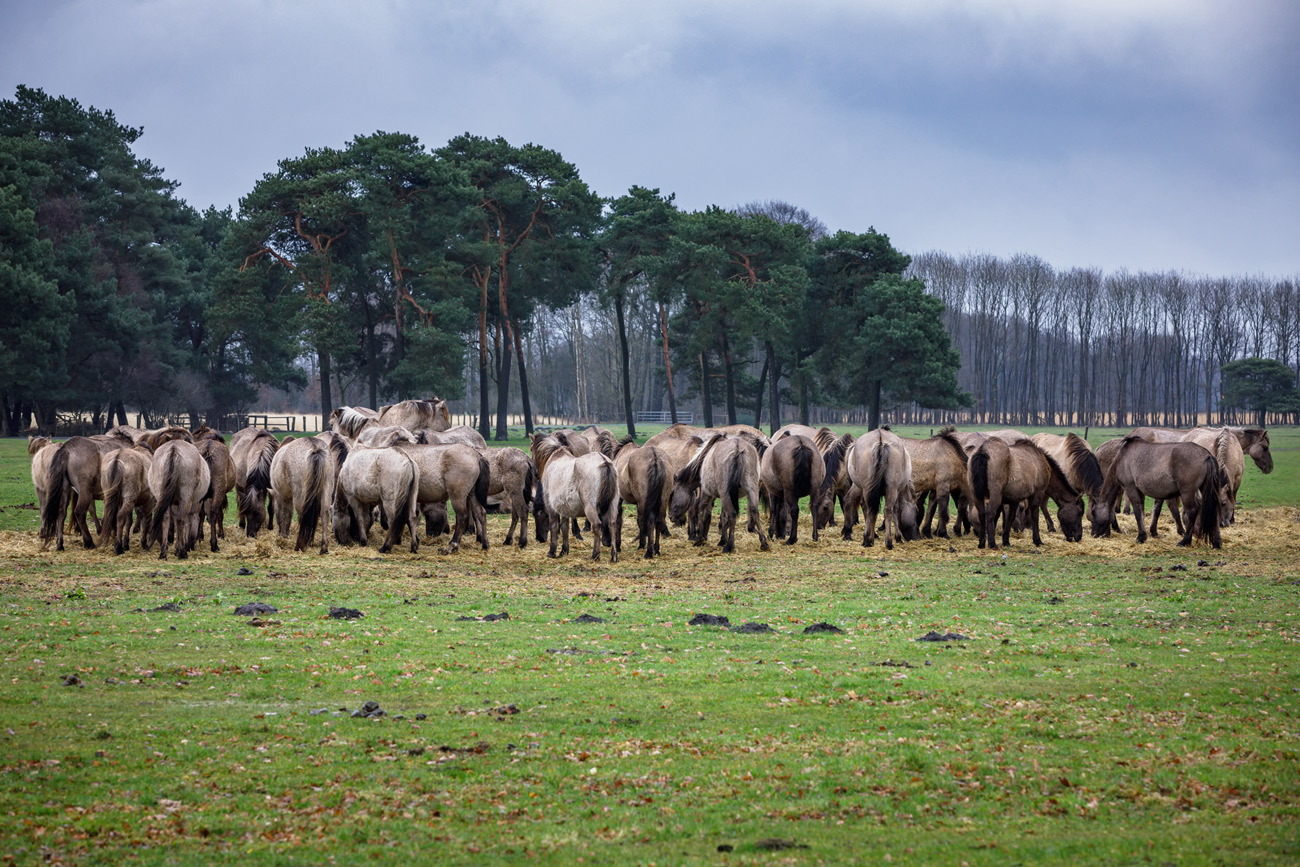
top-left (4, 0), bottom-right (1297, 276)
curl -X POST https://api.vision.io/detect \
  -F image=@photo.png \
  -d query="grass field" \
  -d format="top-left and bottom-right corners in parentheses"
top-left (1, 427), bottom-right (1297, 864)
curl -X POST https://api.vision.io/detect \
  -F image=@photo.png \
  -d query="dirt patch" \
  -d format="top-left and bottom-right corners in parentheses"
top-left (803, 622), bottom-right (843, 634)
top-left (733, 622), bottom-right (772, 634)
top-left (688, 613), bottom-right (731, 627)
top-left (329, 607), bottom-right (364, 620)
top-left (572, 613), bottom-right (605, 624)
top-left (917, 631), bottom-right (969, 642)
top-left (456, 612), bottom-right (510, 622)
top-left (232, 602), bottom-right (277, 616)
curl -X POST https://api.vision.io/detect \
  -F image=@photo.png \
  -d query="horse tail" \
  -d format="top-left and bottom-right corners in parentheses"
top-left (100, 455), bottom-right (124, 543)
top-left (642, 450), bottom-right (666, 523)
top-left (475, 455), bottom-right (491, 508)
top-left (40, 445), bottom-right (71, 546)
top-left (244, 437), bottom-right (275, 536)
top-left (724, 450), bottom-right (745, 517)
top-left (865, 438), bottom-right (889, 512)
top-left (792, 442), bottom-right (814, 497)
top-left (596, 459), bottom-right (619, 520)
top-left (149, 447), bottom-right (180, 546)
top-left (522, 462), bottom-right (536, 509)
top-left (295, 444), bottom-right (327, 552)
top-left (384, 459), bottom-right (418, 552)
top-left (1196, 455), bottom-right (1222, 546)
top-left (970, 448), bottom-right (990, 501)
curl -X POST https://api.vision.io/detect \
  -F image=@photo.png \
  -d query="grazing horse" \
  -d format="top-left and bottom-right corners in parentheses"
top-left (902, 427), bottom-right (971, 539)
top-left (759, 434), bottom-right (827, 545)
top-left (968, 439), bottom-right (1084, 549)
top-left (642, 429), bottom-right (706, 476)
top-left (668, 433), bottom-right (769, 554)
top-left (772, 425), bottom-right (853, 527)
top-left (332, 447), bottom-right (421, 554)
top-left (391, 442), bottom-right (490, 552)
top-left (418, 425), bottom-right (488, 448)
top-left (329, 406), bottom-right (380, 442)
top-left (104, 424), bottom-right (146, 446)
top-left (29, 437), bottom-right (61, 531)
top-left (148, 440), bottom-right (211, 561)
top-left (375, 398), bottom-right (451, 433)
top-left (476, 446), bottom-right (535, 548)
top-left (229, 428), bottom-right (280, 538)
top-left (270, 436), bottom-right (337, 554)
top-left (40, 436), bottom-right (104, 551)
top-left (1228, 427), bottom-right (1273, 474)
top-left (355, 425), bottom-right (418, 449)
top-left (1183, 428), bottom-right (1243, 526)
top-left (531, 433), bottom-right (620, 562)
top-left (843, 428), bottom-right (919, 550)
top-left (197, 438), bottom-right (236, 552)
top-left (143, 426), bottom-right (194, 451)
top-left (1095, 438), bottom-right (1222, 548)
top-left (1031, 432), bottom-right (1107, 536)
top-left (612, 436), bottom-right (672, 559)
top-left (550, 426), bottom-right (618, 458)
top-left (98, 447), bottom-right (154, 555)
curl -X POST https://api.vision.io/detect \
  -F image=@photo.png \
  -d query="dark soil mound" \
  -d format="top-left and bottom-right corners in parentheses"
top-left (688, 613), bottom-right (731, 627)
top-left (232, 602), bottom-right (277, 616)
top-left (803, 622), bottom-right (842, 635)
top-left (733, 622), bottom-right (772, 634)
top-left (329, 607), bottom-right (364, 620)
top-left (917, 630), bottom-right (969, 642)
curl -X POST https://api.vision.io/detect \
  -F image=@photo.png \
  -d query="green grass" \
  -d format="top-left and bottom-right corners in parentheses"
top-left (0, 430), bottom-right (1298, 864)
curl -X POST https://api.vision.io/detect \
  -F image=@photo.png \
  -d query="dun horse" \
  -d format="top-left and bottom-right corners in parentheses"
top-left (902, 427), bottom-right (971, 540)
top-left (198, 438), bottom-right (236, 552)
top-left (759, 434), bottom-right (827, 545)
top-left (531, 433), bottom-right (620, 562)
top-left (40, 436), bottom-right (104, 551)
top-left (332, 447), bottom-right (421, 554)
top-left (230, 427), bottom-right (280, 537)
top-left (1095, 438), bottom-right (1222, 548)
top-left (375, 398), bottom-right (451, 433)
top-left (98, 446), bottom-right (154, 555)
top-left (149, 439), bottom-right (211, 561)
top-left (476, 446), bottom-right (535, 548)
top-left (612, 436), bottom-right (672, 559)
top-left (270, 436), bottom-right (337, 554)
top-left (968, 439), bottom-right (1084, 549)
top-left (668, 433), bottom-right (769, 554)
top-left (391, 442), bottom-right (490, 552)
top-left (843, 428), bottom-right (919, 550)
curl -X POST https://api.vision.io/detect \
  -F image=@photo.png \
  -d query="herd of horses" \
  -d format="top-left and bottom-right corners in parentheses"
top-left (26, 396), bottom-right (1273, 562)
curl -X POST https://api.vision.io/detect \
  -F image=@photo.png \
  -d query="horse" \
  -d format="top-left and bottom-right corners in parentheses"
top-left (649, 422), bottom-right (771, 458)
top-left (354, 425), bottom-right (418, 449)
top-left (902, 427), bottom-right (972, 540)
top-left (611, 436), bottom-right (672, 559)
top-left (418, 425), bottom-right (488, 449)
top-left (375, 398), bottom-right (451, 433)
top-left (1095, 438), bottom-right (1222, 548)
top-left (391, 442), bottom-right (490, 552)
top-left (98, 446), bottom-right (154, 555)
top-left (642, 429), bottom-right (706, 476)
top-left (968, 439), bottom-right (1084, 549)
top-left (229, 427), bottom-right (280, 538)
top-left (772, 425), bottom-right (853, 527)
top-left (1183, 428), bottom-right (1243, 526)
top-left (329, 406), bottom-right (380, 442)
top-left (270, 436), bottom-right (337, 554)
top-left (759, 434), bottom-right (827, 545)
top-left (843, 428), bottom-right (919, 550)
top-left (29, 436), bottom-right (61, 532)
top-left (40, 436), bottom-right (104, 551)
top-left (476, 446), bottom-right (535, 548)
top-left (148, 439), bottom-right (211, 561)
top-left (192, 425), bottom-right (226, 444)
top-left (143, 426), bottom-right (194, 451)
top-left (1030, 432), bottom-right (1107, 536)
top-left (197, 438), bottom-right (236, 552)
top-left (1228, 427), bottom-right (1273, 474)
top-left (551, 426), bottom-right (618, 458)
top-left (531, 433), bottom-right (620, 562)
top-left (332, 447), bottom-right (421, 554)
top-left (668, 433), bottom-right (769, 554)
top-left (104, 424), bottom-right (147, 446)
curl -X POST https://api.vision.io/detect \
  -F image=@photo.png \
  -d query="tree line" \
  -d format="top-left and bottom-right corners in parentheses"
top-left (1, 86), bottom-right (1294, 438)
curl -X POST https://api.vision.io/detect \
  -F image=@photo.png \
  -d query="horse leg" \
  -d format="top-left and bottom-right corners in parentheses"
top-left (841, 486), bottom-right (859, 542)
top-left (560, 510), bottom-right (571, 557)
top-left (882, 492), bottom-right (896, 551)
top-left (1167, 497), bottom-right (1186, 537)
top-left (515, 493), bottom-right (529, 549)
top-left (785, 491), bottom-right (800, 545)
top-left (1126, 486), bottom-right (1148, 543)
top-left (209, 503), bottom-right (220, 552)
top-left (696, 496), bottom-right (713, 546)
top-left (1030, 499), bottom-right (1044, 546)
top-left (448, 499), bottom-right (464, 553)
top-left (586, 503), bottom-right (603, 562)
top-left (571, 518), bottom-right (583, 542)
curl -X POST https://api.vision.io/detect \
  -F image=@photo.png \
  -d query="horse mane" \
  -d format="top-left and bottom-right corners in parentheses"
top-left (660, 423), bottom-right (697, 439)
top-left (812, 427), bottom-right (837, 451)
top-left (531, 433), bottom-right (565, 477)
top-left (1213, 428), bottom-right (1233, 468)
top-left (939, 425), bottom-right (957, 435)
top-left (594, 429), bottom-right (618, 457)
top-left (613, 434), bottom-right (638, 458)
top-left (934, 428), bottom-right (969, 466)
top-left (1063, 433), bottom-right (1103, 495)
top-left (334, 407), bottom-right (375, 439)
top-left (731, 429), bottom-right (767, 459)
top-left (675, 432), bottom-right (723, 489)
top-left (819, 434), bottom-right (851, 496)
top-left (1036, 446), bottom-right (1080, 498)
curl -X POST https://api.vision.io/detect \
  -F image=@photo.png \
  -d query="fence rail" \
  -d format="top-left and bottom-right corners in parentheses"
top-left (635, 411), bottom-right (692, 424)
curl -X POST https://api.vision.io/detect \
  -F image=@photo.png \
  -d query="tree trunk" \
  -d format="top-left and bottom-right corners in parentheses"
top-left (510, 316), bottom-right (534, 434)
top-left (799, 375), bottom-right (810, 426)
top-left (753, 351), bottom-right (768, 431)
top-left (767, 343), bottom-right (781, 435)
top-left (720, 332), bottom-right (737, 425)
top-left (494, 320), bottom-right (512, 441)
top-left (659, 302), bottom-right (678, 424)
top-left (477, 281), bottom-right (491, 440)
top-left (318, 348), bottom-right (333, 432)
top-left (867, 378), bottom-right (882, 431)
top-left (615, 293), bottom-right (636, 438)
top-left (700, 353), bottom-right (714, 427)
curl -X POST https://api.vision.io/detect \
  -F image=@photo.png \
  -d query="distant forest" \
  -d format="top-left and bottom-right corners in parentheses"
top-left (3, 85), bottom-right (1296, 438)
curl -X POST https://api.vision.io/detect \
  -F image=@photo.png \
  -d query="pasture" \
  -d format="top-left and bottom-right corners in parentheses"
top-left (1, 428), bottom-right (1298, 865)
